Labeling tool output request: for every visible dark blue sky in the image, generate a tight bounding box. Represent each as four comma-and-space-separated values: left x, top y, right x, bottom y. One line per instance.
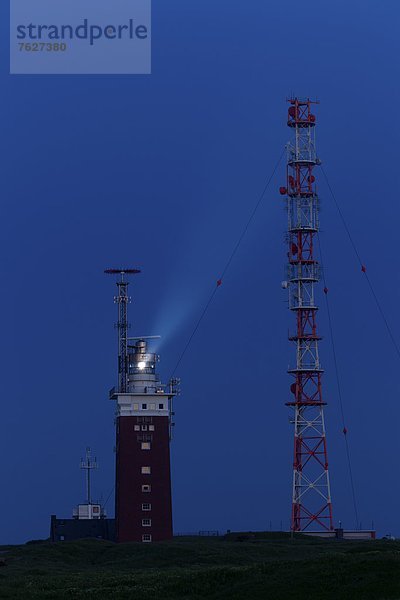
1, 0, 400, 543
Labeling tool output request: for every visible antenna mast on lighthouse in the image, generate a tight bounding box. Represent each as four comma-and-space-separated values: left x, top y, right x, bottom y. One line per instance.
105, 268, 141, 393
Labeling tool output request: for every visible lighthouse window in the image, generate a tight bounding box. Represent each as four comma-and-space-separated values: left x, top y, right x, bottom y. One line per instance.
142, 504, 151, 511
159, 403, 164, 410
141, 466, 151, 474
134, 425, 140, 431
142, 403, 147, 410
141, 442, 151, 450
142, 519, 152, 527
149, 425, 155, 431
133, 404, 139, 411
150, 403, 156, 410
141, 425, 148, 431
142, 534, 152, 542
142, 484, 151, 492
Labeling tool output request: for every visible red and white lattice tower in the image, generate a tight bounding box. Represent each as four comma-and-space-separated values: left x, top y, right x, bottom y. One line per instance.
280, 98, 334, 532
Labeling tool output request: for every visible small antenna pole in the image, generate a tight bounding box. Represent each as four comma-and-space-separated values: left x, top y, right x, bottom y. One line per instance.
80, 447, 98, 505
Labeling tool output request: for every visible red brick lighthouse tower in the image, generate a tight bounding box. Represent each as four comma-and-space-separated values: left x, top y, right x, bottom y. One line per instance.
106, 269, 179, 543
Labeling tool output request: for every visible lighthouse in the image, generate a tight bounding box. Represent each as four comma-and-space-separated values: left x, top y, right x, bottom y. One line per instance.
106, 269, 178, 543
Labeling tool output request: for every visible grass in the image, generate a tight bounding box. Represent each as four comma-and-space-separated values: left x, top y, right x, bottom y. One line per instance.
0, 533, 399, 599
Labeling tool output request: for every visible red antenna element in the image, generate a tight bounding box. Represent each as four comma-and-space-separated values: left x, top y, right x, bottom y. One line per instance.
282, 98, 334, 532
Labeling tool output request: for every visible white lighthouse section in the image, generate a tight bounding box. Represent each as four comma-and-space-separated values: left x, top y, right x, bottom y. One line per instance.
112, 339, 171, 419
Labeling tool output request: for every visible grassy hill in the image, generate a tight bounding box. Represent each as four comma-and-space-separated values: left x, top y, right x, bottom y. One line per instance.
0, 533, 399, 599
